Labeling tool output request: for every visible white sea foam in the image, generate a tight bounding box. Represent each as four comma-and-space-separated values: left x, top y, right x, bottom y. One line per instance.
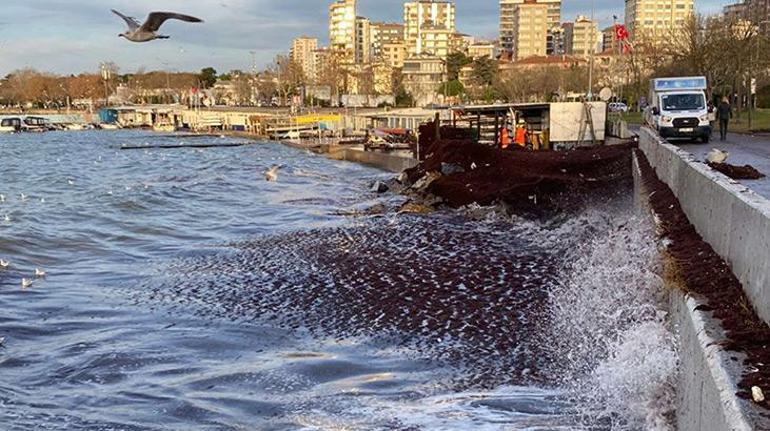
545, 207, 678, 430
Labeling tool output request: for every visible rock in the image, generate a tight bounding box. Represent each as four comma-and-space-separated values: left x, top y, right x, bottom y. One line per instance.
753, 386, 765, 403
411, 171, 441, 192
398, 201, 435, 215
441, 162, 465, 176
396, 172, 409, 184
334, 203, 388, 217
370, 180, 389, 193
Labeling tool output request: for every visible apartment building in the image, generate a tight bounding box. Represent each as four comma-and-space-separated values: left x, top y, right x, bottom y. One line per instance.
329, 0, 357, 63
547, 26, 566, 55
565, 15, 600, 56
500, 0, 561, 53
404, 0, 456, 58
511, 1, 549, 60
370, 22, 404, 59
355, 17, 371, 64
290, 37, 319, 82
624, 0, 694, 42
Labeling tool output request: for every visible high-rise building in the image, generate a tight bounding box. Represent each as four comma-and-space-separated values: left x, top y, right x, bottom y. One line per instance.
291, 37, 319, 82
403, 1, 456, 58
547, 26, 566, 55
624, 0, 694, 42
511, 1, 549, 60
602, 26, 618, 53
355, 17, 371, 64
565, 15, 600, 56
500, 0, 561, 53
329, 0, 357, 63
370, 22, 405, 60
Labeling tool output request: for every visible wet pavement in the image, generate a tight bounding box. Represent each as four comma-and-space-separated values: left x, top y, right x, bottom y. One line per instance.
678, 133, 770, 199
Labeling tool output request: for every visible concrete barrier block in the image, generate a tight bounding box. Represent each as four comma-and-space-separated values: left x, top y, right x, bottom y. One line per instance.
672, 291, 759, 431
639, 127, 770, 326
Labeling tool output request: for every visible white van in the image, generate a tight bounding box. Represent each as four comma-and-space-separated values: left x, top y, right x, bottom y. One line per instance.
645, 76, 712, 143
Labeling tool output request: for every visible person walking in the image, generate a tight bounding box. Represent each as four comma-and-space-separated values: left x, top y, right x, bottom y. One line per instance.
717, 97, 733, 141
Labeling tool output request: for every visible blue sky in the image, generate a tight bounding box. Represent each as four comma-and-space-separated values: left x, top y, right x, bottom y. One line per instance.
0, 0, 727, 76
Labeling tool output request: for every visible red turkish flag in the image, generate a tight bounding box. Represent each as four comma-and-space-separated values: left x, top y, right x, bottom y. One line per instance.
615, 25, 629, 41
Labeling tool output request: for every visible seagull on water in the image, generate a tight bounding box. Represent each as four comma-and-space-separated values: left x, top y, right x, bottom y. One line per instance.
265, 165, 283, 182
0, 260, 9, 269
112, 9, 203, 43
21, 279, 33, 289
35, 268, 46, 278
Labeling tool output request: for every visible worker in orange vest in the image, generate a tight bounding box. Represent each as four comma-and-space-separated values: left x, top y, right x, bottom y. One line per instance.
514, 118, 527, 147
499, 124, 512, 149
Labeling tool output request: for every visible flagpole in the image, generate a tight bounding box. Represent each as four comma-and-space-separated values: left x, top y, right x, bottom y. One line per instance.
588, 0, 595, 100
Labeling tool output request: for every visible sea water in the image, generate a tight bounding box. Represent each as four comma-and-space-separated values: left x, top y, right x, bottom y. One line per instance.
0, 130, 676, 430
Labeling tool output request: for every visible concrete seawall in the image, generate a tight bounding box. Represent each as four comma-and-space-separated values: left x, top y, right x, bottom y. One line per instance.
638, 127, 770, 325
326, 147, 418, 173
634, 130, 770, 430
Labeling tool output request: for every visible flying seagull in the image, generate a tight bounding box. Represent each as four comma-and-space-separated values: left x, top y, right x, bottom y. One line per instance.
112, 9, 203, 42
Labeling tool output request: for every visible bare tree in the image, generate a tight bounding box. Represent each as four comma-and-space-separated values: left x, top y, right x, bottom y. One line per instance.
268, 55, 305, 105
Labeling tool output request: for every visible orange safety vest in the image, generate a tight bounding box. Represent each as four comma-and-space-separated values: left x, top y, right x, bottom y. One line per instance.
514, 126, 527, 146
500, 127, 511, 149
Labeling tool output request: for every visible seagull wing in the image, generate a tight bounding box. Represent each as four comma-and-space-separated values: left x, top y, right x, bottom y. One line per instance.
140, 12, 203, 32
111, 9, 140, 30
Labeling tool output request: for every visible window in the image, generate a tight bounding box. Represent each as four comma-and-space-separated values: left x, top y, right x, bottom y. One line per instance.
662, 94, 705, 111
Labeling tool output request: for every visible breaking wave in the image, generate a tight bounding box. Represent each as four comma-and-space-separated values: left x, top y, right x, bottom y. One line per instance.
543, 205, 679, 430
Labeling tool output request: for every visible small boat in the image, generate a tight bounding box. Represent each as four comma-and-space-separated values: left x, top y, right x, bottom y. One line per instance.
0, 117, 22, 133
64, 123, 86, 131
99, 123, 121, 130
153, 122, 176, 133
22, 116, 54, 132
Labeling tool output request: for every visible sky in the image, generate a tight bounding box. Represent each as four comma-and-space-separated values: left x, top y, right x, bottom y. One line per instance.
0, 0, 728, 76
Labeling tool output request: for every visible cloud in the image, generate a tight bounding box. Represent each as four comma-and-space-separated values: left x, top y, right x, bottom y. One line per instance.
0, 0, 730, 76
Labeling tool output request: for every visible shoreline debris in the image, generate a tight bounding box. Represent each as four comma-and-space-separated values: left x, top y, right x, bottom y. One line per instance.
706, 148, 729, 164
400, 137, 633, 215
707, 162, 766, 180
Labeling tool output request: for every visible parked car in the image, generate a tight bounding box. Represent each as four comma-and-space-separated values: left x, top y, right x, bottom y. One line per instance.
609, 102, 629, 113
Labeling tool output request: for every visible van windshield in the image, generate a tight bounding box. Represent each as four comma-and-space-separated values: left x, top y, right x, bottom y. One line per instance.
662, 93, 705, 111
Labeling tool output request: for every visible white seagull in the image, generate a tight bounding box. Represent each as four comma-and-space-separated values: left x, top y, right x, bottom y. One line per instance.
112, 9, 203, 43
0, 259, 9, 269
265, 165, 283, 182
35, 268, 46, 278
21, 279, 33, 289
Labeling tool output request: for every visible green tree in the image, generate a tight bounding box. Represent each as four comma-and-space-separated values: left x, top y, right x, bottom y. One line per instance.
198, 67, 217, 89
395, 86, 414, 107
438, 79, 465, 97
472, 58, 498, 86
446, 52, 472, 81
